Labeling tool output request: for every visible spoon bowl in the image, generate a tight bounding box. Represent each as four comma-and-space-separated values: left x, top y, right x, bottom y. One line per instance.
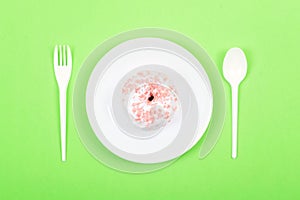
223, 48, 247, 86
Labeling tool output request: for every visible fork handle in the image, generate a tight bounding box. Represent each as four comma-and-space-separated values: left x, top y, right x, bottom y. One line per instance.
59, 88, 67, 162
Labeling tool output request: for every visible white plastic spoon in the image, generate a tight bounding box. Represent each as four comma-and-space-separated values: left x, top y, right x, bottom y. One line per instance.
223, 48, 247, 159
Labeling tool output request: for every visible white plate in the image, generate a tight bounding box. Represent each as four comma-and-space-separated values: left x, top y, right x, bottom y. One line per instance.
86, 38, 213, 163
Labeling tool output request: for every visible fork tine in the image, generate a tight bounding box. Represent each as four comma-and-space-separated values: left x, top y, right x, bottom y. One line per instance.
54, 45, 58, 66
67, 45, 72, 67
63, 45, 66, 66
59, 45, 62, 66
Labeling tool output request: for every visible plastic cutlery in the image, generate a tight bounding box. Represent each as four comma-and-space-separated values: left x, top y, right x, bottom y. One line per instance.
223, 48, 247, 159
54, 45, 72, 161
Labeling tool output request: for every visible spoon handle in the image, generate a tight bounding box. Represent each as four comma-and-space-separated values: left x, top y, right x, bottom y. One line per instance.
232, 85, 238, 159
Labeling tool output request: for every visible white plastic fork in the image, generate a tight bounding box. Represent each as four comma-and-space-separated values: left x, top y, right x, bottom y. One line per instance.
54, 45, 72, 162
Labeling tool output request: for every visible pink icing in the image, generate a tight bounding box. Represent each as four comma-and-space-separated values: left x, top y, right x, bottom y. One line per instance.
122, 71, 179, 128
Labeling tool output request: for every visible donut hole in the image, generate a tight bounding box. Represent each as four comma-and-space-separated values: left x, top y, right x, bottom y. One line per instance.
148, 94, 154, 102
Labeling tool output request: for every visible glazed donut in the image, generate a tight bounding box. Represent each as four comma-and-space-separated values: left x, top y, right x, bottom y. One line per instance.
122, 71, 179, 129
128, 83, 178, 128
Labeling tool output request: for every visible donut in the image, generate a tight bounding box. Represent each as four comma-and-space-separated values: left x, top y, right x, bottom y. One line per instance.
122, 70, 179, 129
128, 83, 178, 128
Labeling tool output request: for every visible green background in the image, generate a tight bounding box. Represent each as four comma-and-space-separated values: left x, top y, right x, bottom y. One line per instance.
1, 0, 300, 199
